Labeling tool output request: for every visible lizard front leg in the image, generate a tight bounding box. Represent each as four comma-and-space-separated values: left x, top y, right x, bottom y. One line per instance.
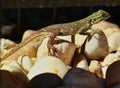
47, 34, 57, 56
71, 24, 91, 43
47, 34, 65, 58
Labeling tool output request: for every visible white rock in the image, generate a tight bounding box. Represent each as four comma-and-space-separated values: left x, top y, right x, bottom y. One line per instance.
116, 46, 120, 55
37, 37, 75, 65
27, 56, 68, 80
89, 60, 103, 77
22, 30, 37, 41
2, 60, 22, 70
0, 38, 16, 51
17, 55, 33, 73
57, 35, 72, 42
74, 34, 87, 48
101, 66, 108, 79
103, 28, 120, 38
77, 59, 88, 70
102, 53, 120, 67
83, 30, 109, 60
53, 40, 75, 65
73, 53, 89, 71
91, 21, 119, 32
101, 53, 120, 78
1, 62, 19, 71
117, 46, 120, 51
37, 37, 50, 59
3, 55, 34, 74
108, 32, 120, 52
1, 60, 26, 74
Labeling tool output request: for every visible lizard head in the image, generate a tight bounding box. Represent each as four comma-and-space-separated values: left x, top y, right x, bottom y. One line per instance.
88, 10, 110, 25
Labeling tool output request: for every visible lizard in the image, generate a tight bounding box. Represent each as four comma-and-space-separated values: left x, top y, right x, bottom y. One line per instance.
0, 32, 54, 65
37, 9, 110, 35
0, 10, 110, 65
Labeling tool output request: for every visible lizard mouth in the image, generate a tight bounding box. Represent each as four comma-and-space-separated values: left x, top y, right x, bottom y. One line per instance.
102, 11, 110, 20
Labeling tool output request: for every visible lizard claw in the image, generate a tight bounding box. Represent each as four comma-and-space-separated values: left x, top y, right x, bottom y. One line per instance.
87, 29, 101, 41
47, 34, 58, 56
47, 36, 64, 58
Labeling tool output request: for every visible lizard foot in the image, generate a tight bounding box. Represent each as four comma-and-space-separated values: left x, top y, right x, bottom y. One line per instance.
47, 36, 64, 59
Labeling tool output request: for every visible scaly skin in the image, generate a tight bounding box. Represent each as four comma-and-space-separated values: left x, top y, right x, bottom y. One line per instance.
38, 10, 110, 35
1, 32, 54, 65
0, 10, 110, 65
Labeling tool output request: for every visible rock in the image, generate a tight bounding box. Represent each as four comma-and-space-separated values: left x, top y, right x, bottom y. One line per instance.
89, 60, 103, 77
17, 55, 33, 74
37, 38, 75, 65
73, 53, 89, 71
108, 32, 120, 52
82, 30, 109, 60
27, 56, 68, 79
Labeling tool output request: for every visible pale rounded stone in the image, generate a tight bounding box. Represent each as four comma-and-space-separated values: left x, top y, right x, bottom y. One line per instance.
117, 46, 120, 51
74, 34, 87, 48
0, 49, 11, 58
1, 60, 26, 74
91, 21, 120, 38
116, 47, 120, 56
101, 53, 120, 67
57, 35, 72, 42
102, 66, 108, 79
83, 30, 109, 60
101, 53, 120, 78
103, 28, 120, 38
37, 37, 50, 60
17, 55, 33, 73
53, 40, 75, 65
37, 37, 75, 65
22, 30, 37, 41
108, 32, 120, 52
2, 55, 33, 74
27, 56, 68, 80
89, 60, 103, 77
91, 21, 119, 32
73, 53, 89, 71
0, 38, 16, 51
76, 58, 89, 71
1, 60, 22, 71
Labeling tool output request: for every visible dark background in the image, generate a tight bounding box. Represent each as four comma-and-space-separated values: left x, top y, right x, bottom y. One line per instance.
1, 6, 120, 42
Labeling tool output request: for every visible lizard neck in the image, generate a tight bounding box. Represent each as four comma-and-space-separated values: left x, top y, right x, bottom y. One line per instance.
83, 10, 110, 25
38, 10, 110, 36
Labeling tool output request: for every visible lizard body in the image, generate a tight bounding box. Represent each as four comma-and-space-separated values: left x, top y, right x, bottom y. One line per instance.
0, 10, 110, 65
1, 32, 53, 64
38, 10, 110, 35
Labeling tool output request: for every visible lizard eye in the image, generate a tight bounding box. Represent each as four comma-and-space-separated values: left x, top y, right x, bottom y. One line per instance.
88, 19, 92, 23
88, 19, 95, 24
